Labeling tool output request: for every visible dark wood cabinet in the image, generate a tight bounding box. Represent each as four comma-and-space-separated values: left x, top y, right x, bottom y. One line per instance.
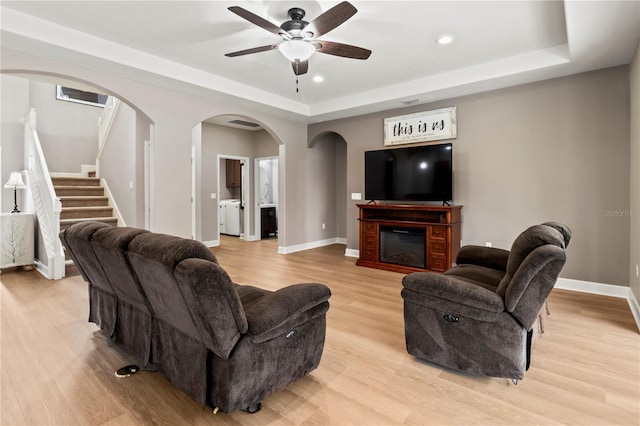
356, 204, 462, 274
226, 159, 241, 187
260, 207, 277, 238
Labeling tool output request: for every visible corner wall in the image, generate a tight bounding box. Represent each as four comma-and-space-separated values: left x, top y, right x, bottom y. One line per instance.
630, 41, 640, 303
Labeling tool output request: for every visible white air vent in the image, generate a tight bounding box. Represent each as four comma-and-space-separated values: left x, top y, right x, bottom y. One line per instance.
229, 119, 260, 128
399, 97, 424, 106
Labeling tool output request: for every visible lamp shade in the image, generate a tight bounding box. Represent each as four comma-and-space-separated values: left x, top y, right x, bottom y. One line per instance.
4, 171, 26, 189
278, 40, 316, 62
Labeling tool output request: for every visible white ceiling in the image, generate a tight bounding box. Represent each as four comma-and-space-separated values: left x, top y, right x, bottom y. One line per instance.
1, 1, 638, 123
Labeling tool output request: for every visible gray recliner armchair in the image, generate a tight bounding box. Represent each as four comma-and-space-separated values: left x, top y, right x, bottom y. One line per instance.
401, 222, 571, 381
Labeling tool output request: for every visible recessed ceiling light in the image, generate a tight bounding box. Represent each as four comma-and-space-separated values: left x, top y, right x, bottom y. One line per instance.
436, 35, 454, 45
312, 75, 324, 83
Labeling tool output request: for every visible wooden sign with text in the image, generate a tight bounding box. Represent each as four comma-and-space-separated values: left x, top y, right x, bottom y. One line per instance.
384, 107, 457, 146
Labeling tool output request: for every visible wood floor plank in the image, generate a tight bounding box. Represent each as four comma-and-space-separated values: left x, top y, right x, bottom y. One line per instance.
1, 235, 638, 425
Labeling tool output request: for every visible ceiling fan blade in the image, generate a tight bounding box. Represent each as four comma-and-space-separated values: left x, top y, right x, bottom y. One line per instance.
304, 1, 357, 38
225, 44, 279, 57
292, 60, 309, 76
314, 40, 371, 60
228, 6, 284, 37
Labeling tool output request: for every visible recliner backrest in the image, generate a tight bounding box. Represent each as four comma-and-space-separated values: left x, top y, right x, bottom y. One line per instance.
174, 258, 248, 359
60, 221, 114, 295
496, 224, 570, 329
127, 233, 217, 341
90, 226, 151, 313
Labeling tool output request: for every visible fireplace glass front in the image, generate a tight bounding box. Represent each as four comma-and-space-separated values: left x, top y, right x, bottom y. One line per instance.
379, 226, 426, 269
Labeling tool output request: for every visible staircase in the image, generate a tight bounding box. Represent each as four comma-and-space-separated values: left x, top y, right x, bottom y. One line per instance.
52, 176, 118, 230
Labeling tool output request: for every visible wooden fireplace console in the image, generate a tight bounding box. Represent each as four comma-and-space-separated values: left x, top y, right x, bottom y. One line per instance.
356, 204, 462, 274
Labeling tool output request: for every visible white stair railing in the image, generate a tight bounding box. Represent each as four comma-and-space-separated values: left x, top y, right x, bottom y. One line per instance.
96, 96, 120, 175
23, 108, 65, 279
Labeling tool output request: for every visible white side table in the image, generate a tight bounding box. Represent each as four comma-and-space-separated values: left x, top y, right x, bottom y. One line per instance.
1, 212, 35, 270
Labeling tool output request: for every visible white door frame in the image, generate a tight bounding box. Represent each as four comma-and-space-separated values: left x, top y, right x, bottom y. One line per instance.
217, 154, 252, 242
144, 123, 155, 230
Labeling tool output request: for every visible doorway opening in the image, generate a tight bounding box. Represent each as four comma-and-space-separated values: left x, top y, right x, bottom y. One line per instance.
218, 155, 250, 240
254, 156, 279, 240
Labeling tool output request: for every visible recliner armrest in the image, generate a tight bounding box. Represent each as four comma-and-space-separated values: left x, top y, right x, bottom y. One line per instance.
402, 272, 504, 322
242, 283, 331, 343
456, 245, 510, 271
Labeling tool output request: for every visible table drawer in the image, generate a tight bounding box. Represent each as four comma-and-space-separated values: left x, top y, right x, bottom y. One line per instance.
362, 249, 376, 261
429, 255, 447, 272
362, 234, 376, 248
430, 240, 447, 255
430, 226, 447, 239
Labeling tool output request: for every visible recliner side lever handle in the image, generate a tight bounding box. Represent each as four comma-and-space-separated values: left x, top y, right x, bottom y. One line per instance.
443, 313, 459, 323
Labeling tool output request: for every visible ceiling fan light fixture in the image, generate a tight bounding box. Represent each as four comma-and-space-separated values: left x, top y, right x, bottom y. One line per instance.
436, 34, 455, 45
278, 40, 316, 62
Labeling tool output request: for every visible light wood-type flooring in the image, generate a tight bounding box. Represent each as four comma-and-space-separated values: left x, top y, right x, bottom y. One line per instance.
1, 235, 639, 425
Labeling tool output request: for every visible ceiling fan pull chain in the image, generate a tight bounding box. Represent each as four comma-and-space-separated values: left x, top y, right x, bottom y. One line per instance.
296, 61, 300, 93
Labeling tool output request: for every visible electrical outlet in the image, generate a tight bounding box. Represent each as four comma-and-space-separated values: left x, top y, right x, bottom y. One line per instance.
351, 193, 362, 200
485, 242, 492, 247
636, 264, 639, 278
322, 223, 326, 229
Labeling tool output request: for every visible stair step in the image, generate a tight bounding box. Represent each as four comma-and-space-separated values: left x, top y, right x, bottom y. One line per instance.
51, 177, 100, 187
60, 217, 118, 231
54, 186, 105, 197
61, 206, 114, 220
59, 196, 109, 207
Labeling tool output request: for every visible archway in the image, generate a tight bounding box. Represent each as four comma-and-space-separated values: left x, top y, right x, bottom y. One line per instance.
192, 114, 284, 249
308, 131, 348, 246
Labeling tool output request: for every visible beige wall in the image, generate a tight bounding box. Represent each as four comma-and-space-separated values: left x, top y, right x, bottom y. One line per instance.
336, 137, 347, 240
1, 75, 29, 213
310, 66, 631, 286
28, 80, 101, 173
100, 101, 146, 227
630, 41, 640, 301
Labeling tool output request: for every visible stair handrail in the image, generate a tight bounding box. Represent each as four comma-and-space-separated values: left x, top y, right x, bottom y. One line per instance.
23, 108, 65, 280
97, 96, 120, 164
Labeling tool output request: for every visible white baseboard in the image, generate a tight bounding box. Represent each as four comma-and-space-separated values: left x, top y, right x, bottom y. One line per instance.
101, 179, 125, 227
80, 164, 96, 176
33, 258, 49, 279
628, 290, 640, 333
278, 237, 345, 254
202, 240, 219, 247
50, 165, 95, 178
555, 277, 629, 298
345, 248, 359, 258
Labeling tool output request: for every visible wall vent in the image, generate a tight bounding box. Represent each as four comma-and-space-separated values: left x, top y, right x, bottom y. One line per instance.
399, 97, 424, 106
229, 119, 260, 128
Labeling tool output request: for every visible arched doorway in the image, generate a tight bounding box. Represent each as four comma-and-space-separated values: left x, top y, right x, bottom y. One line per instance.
192, 114, 283, 249
308, 131, 348, 246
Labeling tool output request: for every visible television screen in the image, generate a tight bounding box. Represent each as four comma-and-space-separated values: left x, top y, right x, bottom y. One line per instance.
364, 143, 452, 202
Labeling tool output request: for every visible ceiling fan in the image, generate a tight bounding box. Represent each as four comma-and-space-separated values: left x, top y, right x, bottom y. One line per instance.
224, 1, 372, 76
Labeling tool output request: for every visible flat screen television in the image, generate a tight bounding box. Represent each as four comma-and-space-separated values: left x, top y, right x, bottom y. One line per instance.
364, 143, 452, 202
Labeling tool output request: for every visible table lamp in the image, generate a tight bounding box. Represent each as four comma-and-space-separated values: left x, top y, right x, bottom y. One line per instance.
4, 171, 26, 213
